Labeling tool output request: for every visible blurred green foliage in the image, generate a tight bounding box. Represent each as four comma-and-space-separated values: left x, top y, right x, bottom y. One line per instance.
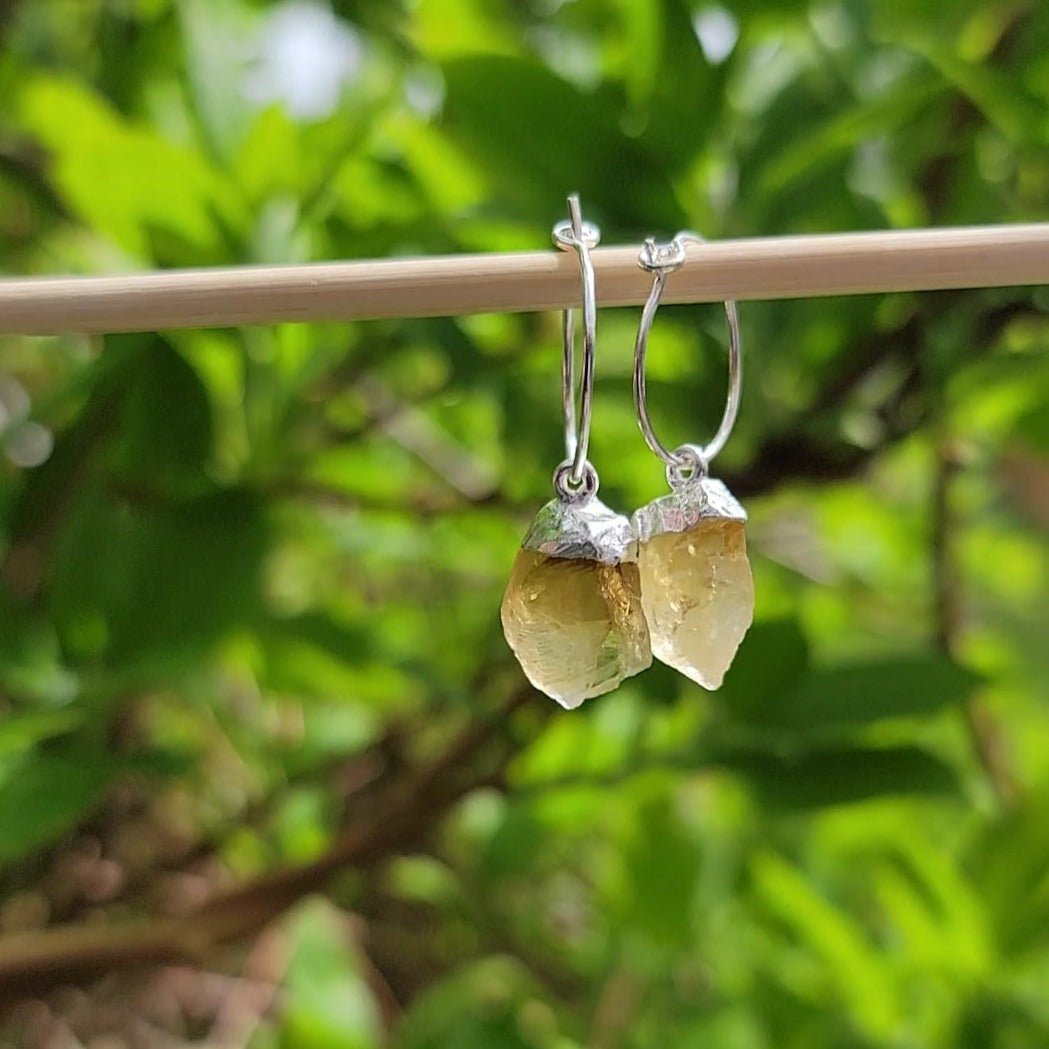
0, 0, 1048, 1046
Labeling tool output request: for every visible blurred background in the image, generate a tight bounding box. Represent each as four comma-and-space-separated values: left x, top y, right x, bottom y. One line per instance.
1, 1, 1048, 1046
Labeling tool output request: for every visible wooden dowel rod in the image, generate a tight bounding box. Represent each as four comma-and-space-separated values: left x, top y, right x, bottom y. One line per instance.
0, 223, 1046, 336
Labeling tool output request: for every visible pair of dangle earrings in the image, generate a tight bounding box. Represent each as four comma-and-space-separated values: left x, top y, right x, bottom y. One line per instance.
501, 198, 754, 709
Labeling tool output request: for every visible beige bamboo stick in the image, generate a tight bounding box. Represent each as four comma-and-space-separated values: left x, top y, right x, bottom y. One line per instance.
0, 223, 1046, 336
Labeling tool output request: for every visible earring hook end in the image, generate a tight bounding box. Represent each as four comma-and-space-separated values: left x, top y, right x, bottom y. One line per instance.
638, 233, 689, 273
567, 194, 583, 239
552, 195, 600, 251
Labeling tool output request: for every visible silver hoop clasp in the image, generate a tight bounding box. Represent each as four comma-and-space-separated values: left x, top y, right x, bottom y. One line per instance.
552, 195, 600, 490
633, 231, 741, 487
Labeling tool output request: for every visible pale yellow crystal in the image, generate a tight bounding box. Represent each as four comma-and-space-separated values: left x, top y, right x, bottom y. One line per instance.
637, 519, 754, 689
500, 550, 652, 709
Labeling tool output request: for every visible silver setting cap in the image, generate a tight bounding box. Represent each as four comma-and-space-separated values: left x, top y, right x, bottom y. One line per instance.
632, 476, 746, 543
522, 496, 636, 565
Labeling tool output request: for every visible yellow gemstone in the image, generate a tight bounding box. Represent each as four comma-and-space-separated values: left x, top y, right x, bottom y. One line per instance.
637, 518, 754, 690
500, 549, 652, 709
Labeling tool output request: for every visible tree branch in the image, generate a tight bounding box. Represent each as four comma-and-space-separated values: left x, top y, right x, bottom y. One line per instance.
724, 298, 1036, 499
0, 686, 537, 1005
932, 437, 1017, 804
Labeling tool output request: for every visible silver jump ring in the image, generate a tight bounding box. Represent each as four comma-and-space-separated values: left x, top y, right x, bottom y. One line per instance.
553, 459, 599, 504
552, 194, 600, 486
665, 442, 709, 488
633, 231, 741, 477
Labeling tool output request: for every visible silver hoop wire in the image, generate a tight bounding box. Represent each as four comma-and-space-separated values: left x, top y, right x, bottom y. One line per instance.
633, 231, 741, 482
552, 194, 600, 487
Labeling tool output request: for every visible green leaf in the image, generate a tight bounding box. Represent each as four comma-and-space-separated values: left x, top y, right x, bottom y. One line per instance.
967, 787, 1049, 959
1012, 403, 1049, 456
279, 899, 382, 1049
179, 0, 260, 161
255, 611, 416, 712
617, 794, 702, 952
956, 994, 1049, 1049
718, 745, 961, 808
0, 587, 79, 706
737, 656, 982, 735
905, 37, 1047, 145
0, 752, 119, 862
49, 486, 267, 667
632, 0, 728, 172
750, 850, 898, 1039
105, 334, 214, 490
0, 710, 83, 762
409, 0, 522, 59
440, 55, 680, 229
235, 105, 302, 204
15, 74, 228, 255
396, 957, 547, 1049
263, 611, 371, 664
719, 619, 810, 721
510, 690, 643, 786
749, 77, 945, 204
481, 802, 548, 881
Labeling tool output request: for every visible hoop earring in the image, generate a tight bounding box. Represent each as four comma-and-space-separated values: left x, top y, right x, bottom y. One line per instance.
501, 197, 651, 709
631, 233, 754, 690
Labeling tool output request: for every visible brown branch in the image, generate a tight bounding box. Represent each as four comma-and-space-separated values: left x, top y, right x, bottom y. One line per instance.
0, 685, 537, 1006
932, 438, 1017, 804
932, 440, 963, 655
590, 968, 642, 1049
724, 298, 1036, 499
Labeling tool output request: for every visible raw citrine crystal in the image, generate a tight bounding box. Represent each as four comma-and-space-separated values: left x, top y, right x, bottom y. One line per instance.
500, 495, 651, 709
501, 551, 651, 708
636, 519, 753, 689
633, 478, 753, 690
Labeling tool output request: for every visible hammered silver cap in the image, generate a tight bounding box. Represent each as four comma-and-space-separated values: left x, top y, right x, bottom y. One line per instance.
632, 476, 746, 543
522, 496, 636, 565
